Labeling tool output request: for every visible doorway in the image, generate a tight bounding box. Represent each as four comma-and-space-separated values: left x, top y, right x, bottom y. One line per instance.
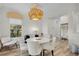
60, 23, 68, 40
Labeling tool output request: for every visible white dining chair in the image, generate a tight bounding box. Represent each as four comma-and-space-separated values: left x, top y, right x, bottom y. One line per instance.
27, 40, 42, 56
42, 37, 57, 56
17, 37, 28, 55
0, 37, 18, 50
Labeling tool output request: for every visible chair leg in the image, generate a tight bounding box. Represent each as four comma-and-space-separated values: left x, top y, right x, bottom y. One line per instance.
43, 49, 45, 56
42, 49, 46, 56
42, 49, 49, 56
15, 43, 18, 48
51, 50, 54, 56
75, 52, 78, 56
0, 49, 2, 52
6, 46, 10, 50
40, 51, 43, 56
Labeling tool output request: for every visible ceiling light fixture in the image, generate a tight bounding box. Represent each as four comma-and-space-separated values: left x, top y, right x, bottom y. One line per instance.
28, 4, 43, 21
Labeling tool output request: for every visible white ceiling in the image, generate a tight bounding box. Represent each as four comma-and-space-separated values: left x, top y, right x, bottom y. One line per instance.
0, 3, 78, 19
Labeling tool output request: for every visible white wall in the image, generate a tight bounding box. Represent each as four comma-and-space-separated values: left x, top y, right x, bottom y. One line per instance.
0, 4, 77, 39
64, 11, 79, 54
22, 17, 43, 36
47, 19, 60, 38
0, 7, 10, 37
0, 7, 17, 37
22, 16, 61, 40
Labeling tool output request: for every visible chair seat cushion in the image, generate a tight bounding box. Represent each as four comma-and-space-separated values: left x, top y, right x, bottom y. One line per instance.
3, 40, 17, 46
1, 37, 11, 44
42, 42, 54, 51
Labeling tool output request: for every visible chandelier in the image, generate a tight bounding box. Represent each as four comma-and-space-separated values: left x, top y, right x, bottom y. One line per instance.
28, 4, 43, 21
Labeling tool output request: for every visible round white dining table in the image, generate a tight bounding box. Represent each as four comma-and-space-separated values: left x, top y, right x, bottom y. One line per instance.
26, 37, 51, 44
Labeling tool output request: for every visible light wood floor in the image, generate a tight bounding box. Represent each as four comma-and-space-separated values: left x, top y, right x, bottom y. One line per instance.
0, 39, 77, 56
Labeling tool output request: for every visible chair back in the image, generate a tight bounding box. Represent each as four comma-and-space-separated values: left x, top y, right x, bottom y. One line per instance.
18, 37, 27, 50
42, 37, 57, 51
1, 37, 11, 44
43, 34, 50, 38
27, 40, 42, 55
53, 37, 57, 43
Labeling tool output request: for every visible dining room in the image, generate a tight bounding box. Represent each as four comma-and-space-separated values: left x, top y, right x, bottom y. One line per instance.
0, 3, 79, 56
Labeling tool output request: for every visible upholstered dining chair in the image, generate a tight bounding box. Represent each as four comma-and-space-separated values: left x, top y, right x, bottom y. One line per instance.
0, 37, 18, 50
27, 40, 42, 56
17, 37, 28, 55
42, 37, 57, 56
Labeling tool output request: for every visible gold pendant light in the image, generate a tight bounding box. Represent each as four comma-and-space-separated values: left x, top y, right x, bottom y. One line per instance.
28, 4, 43, 21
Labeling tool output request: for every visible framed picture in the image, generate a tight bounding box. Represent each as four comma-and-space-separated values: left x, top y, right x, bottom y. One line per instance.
10, 24, 22, 37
